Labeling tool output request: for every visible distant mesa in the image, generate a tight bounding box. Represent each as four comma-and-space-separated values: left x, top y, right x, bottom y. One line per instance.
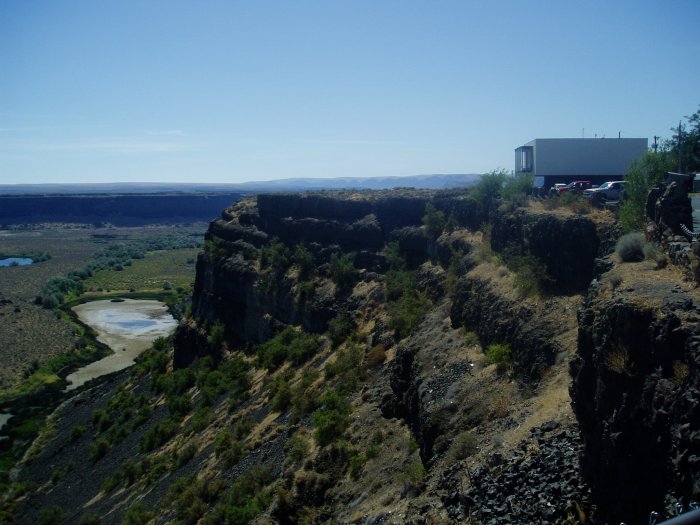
0, 174, 481, 226
0, 173, 481, 195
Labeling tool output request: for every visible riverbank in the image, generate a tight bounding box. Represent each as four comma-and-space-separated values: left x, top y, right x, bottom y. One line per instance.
66, 299, 177, 390
0, 296, 178, 489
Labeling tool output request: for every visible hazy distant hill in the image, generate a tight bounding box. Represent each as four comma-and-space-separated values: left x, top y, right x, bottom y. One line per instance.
0, 173, 481, 195
0, 193, 245, 226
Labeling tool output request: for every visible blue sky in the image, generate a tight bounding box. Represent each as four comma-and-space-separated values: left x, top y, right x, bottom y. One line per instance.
1, 0, 699, 184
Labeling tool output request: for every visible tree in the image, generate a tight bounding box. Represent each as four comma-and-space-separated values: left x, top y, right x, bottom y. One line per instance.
471, 169, 507, 216
680, 107, 700, 173
619, 150, 674, 232
501, 172, 534, 201
422, 202, 446, 239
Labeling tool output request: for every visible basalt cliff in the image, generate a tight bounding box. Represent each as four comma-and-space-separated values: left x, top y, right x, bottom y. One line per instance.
8, 189, 700, 525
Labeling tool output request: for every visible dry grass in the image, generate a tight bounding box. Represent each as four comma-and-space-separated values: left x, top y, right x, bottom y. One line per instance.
529, 199, 616, 225
604, 345, 632, 375
366, 345, 386, 367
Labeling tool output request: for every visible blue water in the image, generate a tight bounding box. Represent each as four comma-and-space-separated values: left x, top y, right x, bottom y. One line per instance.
117, 320, 157, 329
0, 258, 33, 267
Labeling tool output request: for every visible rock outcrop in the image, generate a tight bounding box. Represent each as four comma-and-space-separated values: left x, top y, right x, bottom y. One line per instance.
490, 207, 614, 292
174, 190, 478, 367
571, 265, 700, 523
450, 275, 559, 381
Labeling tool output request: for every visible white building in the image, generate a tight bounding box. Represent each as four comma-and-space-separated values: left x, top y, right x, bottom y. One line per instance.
515, 138, 648, 188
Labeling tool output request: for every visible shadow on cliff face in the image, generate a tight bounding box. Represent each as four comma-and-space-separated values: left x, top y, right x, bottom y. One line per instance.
571, 262, 700, 523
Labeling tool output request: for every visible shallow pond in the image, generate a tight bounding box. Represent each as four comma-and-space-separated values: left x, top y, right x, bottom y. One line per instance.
66, 299, 178, 390
0, 257, 33, 267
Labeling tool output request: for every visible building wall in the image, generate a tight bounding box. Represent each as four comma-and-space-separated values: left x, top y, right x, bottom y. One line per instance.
526, 138, 647, 177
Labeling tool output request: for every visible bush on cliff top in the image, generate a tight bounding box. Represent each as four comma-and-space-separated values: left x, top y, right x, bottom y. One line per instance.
615, 232, 645, 262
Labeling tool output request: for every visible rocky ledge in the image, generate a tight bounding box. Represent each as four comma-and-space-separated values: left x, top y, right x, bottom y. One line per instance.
571, 259, 700, 524
174, 190, 479, 367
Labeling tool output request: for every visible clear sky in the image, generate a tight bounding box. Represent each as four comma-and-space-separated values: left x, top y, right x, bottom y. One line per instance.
1, 0, 699, 184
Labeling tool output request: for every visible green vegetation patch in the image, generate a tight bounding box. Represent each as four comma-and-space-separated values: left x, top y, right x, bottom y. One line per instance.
39, 232, 201, 307
485, 343, 512, 374
312, 389, 352, 446
257, 327, 322, 371
84, 247, 199, 293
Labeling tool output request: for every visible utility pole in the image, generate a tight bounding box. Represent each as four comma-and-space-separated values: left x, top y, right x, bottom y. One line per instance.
653, 136, 659, 153
676, 120, 683, 173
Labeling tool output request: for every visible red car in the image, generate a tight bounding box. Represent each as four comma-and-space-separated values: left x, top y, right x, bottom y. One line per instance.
557, 181, 593, 195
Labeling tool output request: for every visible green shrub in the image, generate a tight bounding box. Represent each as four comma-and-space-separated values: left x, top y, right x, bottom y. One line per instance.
559, 191, 580, 206
422, 202, 446, 239
257, 327, 321, 370
325, 344, 366, 394
511, 255, 550, 297
215, 430, 244, 468
471, 169, 507, 215
620, 150, 674, 232
327, 311, 355, 347
383, 241, 406, 270
450, 431, 478, 460
90, 437, 110, 462
407, 437, 419, 455
388, 291, 431, 339
293, 244, 315, 279
174, 443, 198, 469
207, 320, 226, 348
485, 343, 512, 373
267, 375, 292, 412
384, 269, 416, 301
140, 417, 178, 452
92, 408, 111, 432
260, 238, 291, 275
501, 172, 534, 201
329, 252, 358, 290
616, 232, 645, 262
312, 390, 352, 446
401, 460, 425, 487
102, 470, 124, 493
187, 407, 212, 434
290, 369, 320, 421
120, 501, 153, 525
78, 512, 101, 525
500, 246, 552, 297
203, 465, 274, 525
39, 506, 67, 525
167, 394, 192, 418
348, 452, 367, 479
287, 433, 310, 462
643, 241, 668, 268
70, 425, 86, 442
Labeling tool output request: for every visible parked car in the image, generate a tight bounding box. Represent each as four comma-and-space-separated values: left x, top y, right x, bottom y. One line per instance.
557, 181, 593, 195
583, 181, 626, 201
548, 183, 567, 196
